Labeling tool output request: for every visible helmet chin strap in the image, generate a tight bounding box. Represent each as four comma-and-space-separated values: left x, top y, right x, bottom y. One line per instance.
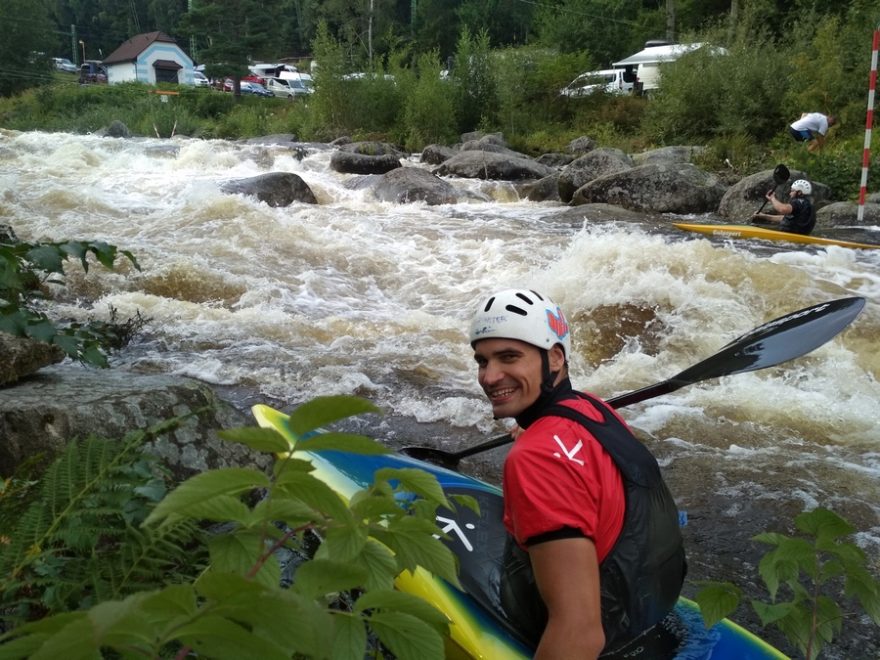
513, 350, 569, 429
540, 349, 559, 394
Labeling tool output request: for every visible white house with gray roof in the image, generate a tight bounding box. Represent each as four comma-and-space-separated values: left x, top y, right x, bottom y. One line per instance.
102, 31, 195, 85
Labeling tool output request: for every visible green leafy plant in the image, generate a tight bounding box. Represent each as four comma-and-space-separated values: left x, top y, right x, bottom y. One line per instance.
0, 417, 206, 625
695, 508, 880, 659
0, 396, 470, 659
0, 237, 141, 367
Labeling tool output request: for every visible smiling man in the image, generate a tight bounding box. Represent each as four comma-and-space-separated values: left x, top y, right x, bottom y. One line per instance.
470, 289, 686, 659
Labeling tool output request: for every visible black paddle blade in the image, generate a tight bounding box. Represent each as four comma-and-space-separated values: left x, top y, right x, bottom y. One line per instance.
773, 163, 790, 184
608, 297, 865, 408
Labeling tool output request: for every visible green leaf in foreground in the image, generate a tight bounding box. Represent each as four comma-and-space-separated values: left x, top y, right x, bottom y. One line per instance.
368, 610, 445, 660
693, 581, 741, 628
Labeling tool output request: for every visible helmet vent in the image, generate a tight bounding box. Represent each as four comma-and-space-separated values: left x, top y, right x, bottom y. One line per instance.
505, 304, 528, 316
482, 296, 496, 312
515, 292, 536, 305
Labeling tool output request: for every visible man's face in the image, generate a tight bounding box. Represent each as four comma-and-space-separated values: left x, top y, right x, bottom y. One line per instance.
473, 338, 545, 419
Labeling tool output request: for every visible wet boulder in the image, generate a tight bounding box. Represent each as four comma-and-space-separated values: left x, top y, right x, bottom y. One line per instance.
631, 146, 705, 166
571, 162, 726, 214
0, 334, 65, 387
0, 365, 267, 481
559, 148, 634, 203
221, 172, 317, 206
815, 202, 880, 229
330, 142, 404, 175
373, 167, 460, 205
433, 150, 554, 181
420, 144, 458, 165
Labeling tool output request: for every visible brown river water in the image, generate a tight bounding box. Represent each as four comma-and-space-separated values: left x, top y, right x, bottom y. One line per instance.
2, 129, 879, 657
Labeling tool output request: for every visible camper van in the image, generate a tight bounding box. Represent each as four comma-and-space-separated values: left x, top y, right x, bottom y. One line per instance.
612, 42, 727, 95
560, 68, 634, 98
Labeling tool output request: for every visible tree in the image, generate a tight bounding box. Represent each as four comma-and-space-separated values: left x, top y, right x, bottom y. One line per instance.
0, 0, 55, 97
179, 0, 283, 94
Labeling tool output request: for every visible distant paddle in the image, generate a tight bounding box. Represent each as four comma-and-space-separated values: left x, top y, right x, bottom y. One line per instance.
400, 297, 866, 469
753, 163, 791, 217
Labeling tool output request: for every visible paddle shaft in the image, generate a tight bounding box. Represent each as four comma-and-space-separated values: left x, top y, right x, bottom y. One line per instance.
754, 164, 790, 216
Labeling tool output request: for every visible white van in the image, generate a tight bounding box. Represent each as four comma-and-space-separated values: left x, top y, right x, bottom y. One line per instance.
265, 73, 314, 99
560, 69, 633, 98
612, 42, 727, 95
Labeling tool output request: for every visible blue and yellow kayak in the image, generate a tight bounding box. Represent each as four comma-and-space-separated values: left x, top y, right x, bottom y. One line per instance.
674, 222, 880, 250
253, 403, 788, 660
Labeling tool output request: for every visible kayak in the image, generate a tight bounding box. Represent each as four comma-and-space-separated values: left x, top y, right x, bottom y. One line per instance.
252, 403, 788, 660
673, 222, 880, 250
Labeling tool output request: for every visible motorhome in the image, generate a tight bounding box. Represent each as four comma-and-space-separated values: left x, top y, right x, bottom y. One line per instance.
247, 62, 298, 80
612, 42, 727, 95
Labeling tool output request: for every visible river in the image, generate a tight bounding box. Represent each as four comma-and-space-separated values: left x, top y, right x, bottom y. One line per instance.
3, 129, 879, 657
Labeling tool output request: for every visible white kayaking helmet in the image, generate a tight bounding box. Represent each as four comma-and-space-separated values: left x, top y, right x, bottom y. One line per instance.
790, 179, 812, 195
469, 289, 571, 360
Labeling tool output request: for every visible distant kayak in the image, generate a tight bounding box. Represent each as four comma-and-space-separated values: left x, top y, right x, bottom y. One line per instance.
673, 222, 880, 250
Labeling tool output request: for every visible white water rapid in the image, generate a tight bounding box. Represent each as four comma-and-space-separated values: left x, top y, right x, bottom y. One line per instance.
2, 129, 879, 656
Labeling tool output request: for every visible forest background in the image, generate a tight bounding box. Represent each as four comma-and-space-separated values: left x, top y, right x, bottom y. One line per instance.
1, 0, 879, 201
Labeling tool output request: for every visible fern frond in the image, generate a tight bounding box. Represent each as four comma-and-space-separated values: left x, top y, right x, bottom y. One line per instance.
0, 421, 205, 624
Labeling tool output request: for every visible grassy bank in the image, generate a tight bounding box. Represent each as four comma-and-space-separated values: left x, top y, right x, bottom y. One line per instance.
0, 67, 869, 203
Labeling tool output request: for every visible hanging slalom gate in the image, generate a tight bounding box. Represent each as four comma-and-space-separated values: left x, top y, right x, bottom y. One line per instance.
857, 25, 879, 222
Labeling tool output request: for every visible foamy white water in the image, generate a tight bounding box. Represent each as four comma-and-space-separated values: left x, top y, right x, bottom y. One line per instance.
3, 130, 880, 565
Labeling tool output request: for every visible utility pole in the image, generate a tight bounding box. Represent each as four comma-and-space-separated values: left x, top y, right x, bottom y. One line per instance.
368, 0, 374, 65
71, 24, 79, 65
188, 0, 196, 62
666, 0, 676, 42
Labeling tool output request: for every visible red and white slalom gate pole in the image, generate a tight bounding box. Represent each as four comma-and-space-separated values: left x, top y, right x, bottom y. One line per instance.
857, 26, 879, 222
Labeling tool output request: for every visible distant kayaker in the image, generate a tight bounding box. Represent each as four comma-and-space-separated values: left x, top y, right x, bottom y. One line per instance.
788, 112, 836, 152
752, 179, 816, 235
469, 289, 686, 659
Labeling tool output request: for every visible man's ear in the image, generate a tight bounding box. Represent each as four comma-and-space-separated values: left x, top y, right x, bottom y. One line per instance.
548, 344, 566, 372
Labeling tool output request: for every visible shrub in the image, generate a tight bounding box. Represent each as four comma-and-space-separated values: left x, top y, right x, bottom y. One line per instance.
0, 238, 141, 367
402, 50, 458, 150
695, 508, 880, 660
0, 396, 467, 660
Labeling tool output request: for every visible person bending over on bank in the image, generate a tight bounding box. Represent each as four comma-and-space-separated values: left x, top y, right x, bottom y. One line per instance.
469, 289, 686, 659
752, 179, 815, 235
788, 112, 836, 153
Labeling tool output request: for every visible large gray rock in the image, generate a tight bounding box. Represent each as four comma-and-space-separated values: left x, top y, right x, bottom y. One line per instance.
631, 146, 705, 166
330, 150, 402, 175
221, 172, 317, 207
559, 148, 633, 203
815, 202, 880, 229
0, 365, 268, 480
567, 136, 597, 154
0, 334, 65, 387
1, 223, 18, 243
433, 150, 554, 181
373, 167, 460, 205
420, 144, 458, 165
524, 174, 562, 202
571, 162, 726, 214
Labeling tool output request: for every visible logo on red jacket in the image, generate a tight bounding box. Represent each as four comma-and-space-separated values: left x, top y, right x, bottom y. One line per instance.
546, 306, 569, 342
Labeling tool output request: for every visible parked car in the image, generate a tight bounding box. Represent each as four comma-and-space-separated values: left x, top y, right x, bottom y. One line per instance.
193, 70, 210, 87
265, 74, 313, 99
240, 81, 273, 97
560, 69, 633, 98
52, 57, 77, 73
79, 60, 107, 84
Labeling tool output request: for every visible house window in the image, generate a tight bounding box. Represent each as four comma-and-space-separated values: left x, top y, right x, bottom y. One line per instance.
153, 59, 182, 84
